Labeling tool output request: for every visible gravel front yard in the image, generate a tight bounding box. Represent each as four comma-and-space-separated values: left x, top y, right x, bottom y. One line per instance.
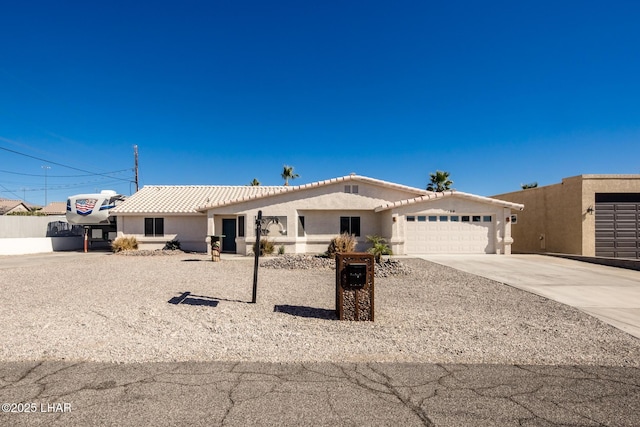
1, 252, 639, 366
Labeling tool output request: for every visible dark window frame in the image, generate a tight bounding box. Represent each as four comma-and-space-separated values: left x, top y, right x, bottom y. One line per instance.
339, 216, 361, 236
238, 216, 245, 237
144, 217, 164, 237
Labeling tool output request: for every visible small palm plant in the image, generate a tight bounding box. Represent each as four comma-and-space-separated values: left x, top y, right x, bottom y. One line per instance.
366, 235, 392, 263
250, 178, 261, 186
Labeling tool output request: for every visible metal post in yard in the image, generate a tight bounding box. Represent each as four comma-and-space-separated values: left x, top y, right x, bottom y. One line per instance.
252, 210, 262, 304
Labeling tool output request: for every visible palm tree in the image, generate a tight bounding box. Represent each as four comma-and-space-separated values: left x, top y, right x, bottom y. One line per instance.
426, 170, 453, 192
281, 165, 299, 186
250, 178, 261, 186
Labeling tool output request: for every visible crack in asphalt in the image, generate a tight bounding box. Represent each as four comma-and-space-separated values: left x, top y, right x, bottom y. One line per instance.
1, 361, 639, 426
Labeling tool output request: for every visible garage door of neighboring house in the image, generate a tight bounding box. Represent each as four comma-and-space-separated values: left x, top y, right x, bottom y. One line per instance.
405, 214, 494, 254
595, 193, 640, 259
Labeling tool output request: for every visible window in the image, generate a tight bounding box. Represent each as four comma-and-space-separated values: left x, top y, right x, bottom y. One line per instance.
407, 216, 415, 222
439, 216, 448, 222
461, 216, 470, 222
144, 218, 164, 237
451, 216, 459, 222
344, 185, 360, 194
472, 216, 481, 222
340, 216, 360, 236
418, 216, 427, 222
427, 216, 436, 222
298, 216, 305, 237
238, 216, 245, 237
483, 216, 492, 222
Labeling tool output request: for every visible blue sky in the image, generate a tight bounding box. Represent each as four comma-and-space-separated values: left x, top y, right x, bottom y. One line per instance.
1, 1, 639, 205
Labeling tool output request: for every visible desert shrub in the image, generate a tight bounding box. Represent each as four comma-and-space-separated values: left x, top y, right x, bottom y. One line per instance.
278, 245, 285, 255
366, 235, 392, 263
253, 238, 275, 256
164, 239, 181, 251
326, 233, 357, 259
112, 236, 139, 252
7, 210, 45, 216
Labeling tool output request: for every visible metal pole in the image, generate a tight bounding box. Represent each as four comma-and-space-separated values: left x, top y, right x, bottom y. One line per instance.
251, 210, 262, 304
133, 145, 139, 192
41, 165, 50, 205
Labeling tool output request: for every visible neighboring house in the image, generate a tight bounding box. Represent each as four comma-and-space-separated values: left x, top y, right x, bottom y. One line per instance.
493, 174, 640, 259
41, 201, 67, 215
0, 199, 30, 215
111, 174, 524, 255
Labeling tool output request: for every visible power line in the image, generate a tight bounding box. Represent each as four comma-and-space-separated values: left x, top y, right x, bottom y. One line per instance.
1, 177, 134, 193
0, 167, 132, 178
0, 146, 132, 183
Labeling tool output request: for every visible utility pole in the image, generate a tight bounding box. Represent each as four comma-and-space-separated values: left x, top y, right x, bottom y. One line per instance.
41, 165, 50, 206
133, 145, 139, 192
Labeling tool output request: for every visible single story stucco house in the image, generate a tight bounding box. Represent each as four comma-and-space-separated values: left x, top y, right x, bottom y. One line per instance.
111, 174, 524, 255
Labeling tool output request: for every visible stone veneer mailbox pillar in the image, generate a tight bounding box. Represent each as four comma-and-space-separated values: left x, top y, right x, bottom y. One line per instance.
335, 253, 375, 321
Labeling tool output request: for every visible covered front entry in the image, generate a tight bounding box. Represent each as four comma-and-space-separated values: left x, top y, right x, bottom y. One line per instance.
405, 214, 495, 254
222, 218, 237, 253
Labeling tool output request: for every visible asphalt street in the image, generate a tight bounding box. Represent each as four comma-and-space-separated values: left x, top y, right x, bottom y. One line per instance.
1, 361, 639, 426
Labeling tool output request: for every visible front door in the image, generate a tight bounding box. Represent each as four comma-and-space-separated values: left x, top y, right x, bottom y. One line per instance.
222, 218, 237, 253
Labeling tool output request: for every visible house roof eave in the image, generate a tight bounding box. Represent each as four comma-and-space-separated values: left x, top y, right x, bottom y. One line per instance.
374, 190, 525, 212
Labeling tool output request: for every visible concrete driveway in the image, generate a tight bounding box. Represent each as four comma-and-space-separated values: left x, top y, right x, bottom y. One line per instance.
417, 254, 640, 340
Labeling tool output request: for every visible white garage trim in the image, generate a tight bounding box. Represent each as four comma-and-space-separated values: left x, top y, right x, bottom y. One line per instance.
405, 214, 495, 254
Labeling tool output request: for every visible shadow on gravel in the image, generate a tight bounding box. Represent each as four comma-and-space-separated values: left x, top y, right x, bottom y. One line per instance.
274, 305, 337, 320
168, 292, 219, 307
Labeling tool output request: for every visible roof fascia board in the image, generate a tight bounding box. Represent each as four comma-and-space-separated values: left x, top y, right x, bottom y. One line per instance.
374, 191, 525, 212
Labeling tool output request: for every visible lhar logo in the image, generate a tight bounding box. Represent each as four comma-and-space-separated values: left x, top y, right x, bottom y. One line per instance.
76, 199, 98, 216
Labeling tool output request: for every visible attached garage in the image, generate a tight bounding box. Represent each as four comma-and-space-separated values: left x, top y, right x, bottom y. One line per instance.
595, 193, 640, 259
405, 214, 495, 253
376, 191, 524, 255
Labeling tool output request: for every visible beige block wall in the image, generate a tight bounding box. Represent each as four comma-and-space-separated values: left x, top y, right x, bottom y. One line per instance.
493, 177, 583, 254
494, 175, 640, 256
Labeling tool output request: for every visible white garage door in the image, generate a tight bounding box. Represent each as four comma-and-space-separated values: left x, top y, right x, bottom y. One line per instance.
405, 214, 494, 254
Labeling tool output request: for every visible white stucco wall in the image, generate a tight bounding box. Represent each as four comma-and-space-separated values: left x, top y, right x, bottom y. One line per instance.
205, 181, 413, 255
385, 196, 514, 254
117, 214, 208, 252
0, 237, 83, 255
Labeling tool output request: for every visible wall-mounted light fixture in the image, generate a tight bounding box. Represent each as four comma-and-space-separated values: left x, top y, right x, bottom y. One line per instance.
586, 205, 594, 215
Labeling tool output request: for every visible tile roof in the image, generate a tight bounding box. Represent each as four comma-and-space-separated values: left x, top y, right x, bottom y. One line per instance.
40, 201, 68, 215
111, 175, 429, 214
374, 190, 525, 212
0, 199, 29, 215
111, 185, 284, 214
196, 175, 428, 211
